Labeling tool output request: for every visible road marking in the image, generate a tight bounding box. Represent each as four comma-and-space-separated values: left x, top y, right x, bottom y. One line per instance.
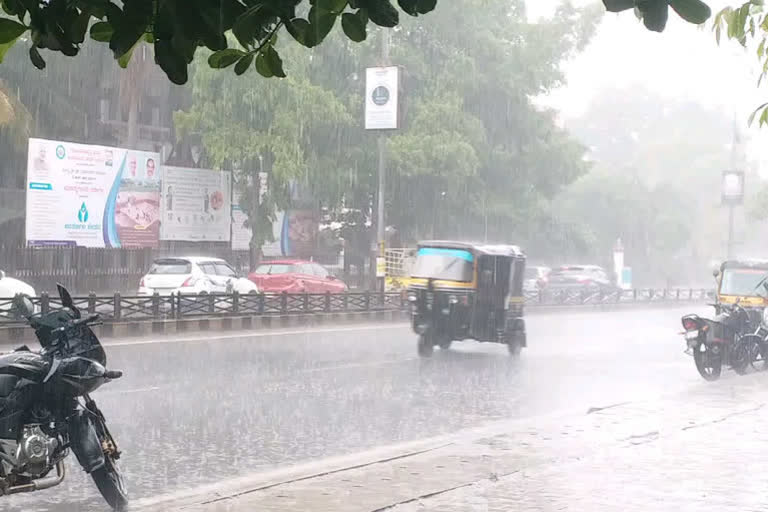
105, 323, 409, 348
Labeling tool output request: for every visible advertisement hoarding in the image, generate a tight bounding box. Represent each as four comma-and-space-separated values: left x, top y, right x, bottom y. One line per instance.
160, 166, 232, 242
25, 138, 161, 248
365, 66, 399, 130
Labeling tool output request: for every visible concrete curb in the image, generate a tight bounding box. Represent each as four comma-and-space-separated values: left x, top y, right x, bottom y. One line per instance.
0, 310, 411, 344
0, 301, 704, 344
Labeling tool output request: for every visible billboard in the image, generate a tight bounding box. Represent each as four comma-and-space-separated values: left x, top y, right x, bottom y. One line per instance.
25, 138, 161, 248
160, 166, 232, 242
365, 66, 399, 130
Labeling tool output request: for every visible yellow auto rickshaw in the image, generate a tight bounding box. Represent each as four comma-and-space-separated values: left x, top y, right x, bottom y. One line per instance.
714, 259, 768, 311
407, 241, 526, 357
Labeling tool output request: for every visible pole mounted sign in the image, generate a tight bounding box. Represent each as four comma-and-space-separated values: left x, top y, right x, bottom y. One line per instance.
365, 66, 399, 130
721, 170, 745, 206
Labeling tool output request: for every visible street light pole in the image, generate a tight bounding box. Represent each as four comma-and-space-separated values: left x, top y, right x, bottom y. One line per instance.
373, 29, 390, 292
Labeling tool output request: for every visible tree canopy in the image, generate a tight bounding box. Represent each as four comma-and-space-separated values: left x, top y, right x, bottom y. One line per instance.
0, 0, 438, 84
602, 0, 712, 32
177, 0, 601, 259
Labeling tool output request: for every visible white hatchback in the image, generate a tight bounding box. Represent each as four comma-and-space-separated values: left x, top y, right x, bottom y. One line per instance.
138, 257, 259, 296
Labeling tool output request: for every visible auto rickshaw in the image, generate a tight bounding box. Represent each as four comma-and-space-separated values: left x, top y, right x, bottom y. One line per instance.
407, 241, 527, 357
714, 259, 768, 310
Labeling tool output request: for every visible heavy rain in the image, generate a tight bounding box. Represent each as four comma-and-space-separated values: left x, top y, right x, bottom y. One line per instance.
0, 0, 767, 511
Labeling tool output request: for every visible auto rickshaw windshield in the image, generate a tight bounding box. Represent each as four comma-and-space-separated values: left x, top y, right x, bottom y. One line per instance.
720, 267, 768, 297
411, 248, 474, 282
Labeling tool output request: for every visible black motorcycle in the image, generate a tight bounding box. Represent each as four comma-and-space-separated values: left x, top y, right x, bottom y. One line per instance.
0, 284, 127, 510
681, 301, 762, 381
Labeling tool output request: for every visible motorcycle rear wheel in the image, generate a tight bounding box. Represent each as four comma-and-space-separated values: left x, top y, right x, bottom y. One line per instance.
693, 345, 722, 381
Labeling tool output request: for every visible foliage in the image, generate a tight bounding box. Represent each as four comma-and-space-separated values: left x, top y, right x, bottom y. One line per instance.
176, 0, 601, 262
712, 0, 768, 126
0, 0, 437, 84
602, 0, 711, 32
562, 87, 737, 285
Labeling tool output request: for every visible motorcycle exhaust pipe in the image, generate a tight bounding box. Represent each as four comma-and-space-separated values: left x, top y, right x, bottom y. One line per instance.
3, 461, 66, 495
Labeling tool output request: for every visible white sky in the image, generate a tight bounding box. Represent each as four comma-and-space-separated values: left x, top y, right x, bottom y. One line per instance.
527, 0, 768, 170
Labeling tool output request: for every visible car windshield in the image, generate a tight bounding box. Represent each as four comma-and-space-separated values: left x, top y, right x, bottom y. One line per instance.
411, 248, 474, 282
149, 260, 191, 274
720, 268, 768, 297
254, 264, 299, 275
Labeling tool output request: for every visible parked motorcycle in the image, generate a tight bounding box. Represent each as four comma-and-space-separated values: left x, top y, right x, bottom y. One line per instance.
0, 284, 127, 510
680, 300, 762, 381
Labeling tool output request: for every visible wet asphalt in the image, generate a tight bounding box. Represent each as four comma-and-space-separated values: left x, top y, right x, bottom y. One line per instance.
5, 306, 711, 512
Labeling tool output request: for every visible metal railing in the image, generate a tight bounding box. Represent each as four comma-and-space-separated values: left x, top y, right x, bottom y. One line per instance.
0, 288, 713, 326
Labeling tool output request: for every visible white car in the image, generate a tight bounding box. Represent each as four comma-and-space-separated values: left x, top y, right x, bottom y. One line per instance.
0, 270, 37, 315
138, 257, 259, 296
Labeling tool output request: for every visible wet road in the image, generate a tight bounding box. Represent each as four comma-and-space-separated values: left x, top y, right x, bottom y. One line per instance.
6, 306, 709, 512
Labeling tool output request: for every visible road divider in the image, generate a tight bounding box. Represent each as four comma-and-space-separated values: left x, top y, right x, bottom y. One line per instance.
0, 288, 710, 343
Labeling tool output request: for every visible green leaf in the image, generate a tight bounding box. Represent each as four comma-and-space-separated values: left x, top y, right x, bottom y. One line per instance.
415, 0, 437, 13
341, 11, 367, 42
1, 0, 23, 16
748, 102, 768, 126
264, 45, 285, 78
208, 48, 246, 69
117, 42, 135, 68
232, 4, 266, 49
603, 0, 635, 12
70, 10, 91, 44
0, 35, 18, 63
254, 51, 273, 77
90, 21, 114, 42
28, 45, 45, 69
361, 0, 398, 27
0, 17, 26, 44
308, 6, 337, 46
234, 52, 254, 75
317, 0, 348, 13
286, 18, 310, 46
155, 39, 188, 85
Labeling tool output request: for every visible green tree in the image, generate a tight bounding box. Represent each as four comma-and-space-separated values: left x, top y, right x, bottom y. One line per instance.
0, 0, 438, 84
175, 39, 354, 266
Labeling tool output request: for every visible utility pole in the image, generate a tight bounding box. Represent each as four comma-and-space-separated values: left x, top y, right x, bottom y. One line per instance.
371, 29, 390, 292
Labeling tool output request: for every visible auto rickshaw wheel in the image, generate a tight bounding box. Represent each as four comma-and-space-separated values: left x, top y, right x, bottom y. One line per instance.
417, 334, 434, 358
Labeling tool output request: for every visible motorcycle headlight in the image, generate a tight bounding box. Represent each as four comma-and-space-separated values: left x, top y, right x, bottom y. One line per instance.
448, 295, 459, 304
407, 293, 418, 302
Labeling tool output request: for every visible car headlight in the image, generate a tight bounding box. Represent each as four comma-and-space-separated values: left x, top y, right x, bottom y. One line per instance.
407, 293, 418, 302
448, 295, 459, 304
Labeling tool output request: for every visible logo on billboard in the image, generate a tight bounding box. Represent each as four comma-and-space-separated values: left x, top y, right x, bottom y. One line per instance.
55, 145, 66, 159
77, 202, 89, 223
371, 86, 390, 106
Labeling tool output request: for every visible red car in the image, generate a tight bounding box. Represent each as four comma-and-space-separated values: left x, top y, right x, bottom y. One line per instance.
247, 260, 348, 293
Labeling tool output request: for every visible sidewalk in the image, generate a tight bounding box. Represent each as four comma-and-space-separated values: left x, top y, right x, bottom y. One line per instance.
136, 373, 768, 512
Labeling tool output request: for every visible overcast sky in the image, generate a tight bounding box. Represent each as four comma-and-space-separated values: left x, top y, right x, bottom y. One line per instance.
527, 0, 768, 169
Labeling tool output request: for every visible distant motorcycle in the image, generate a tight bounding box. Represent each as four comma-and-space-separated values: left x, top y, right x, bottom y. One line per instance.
0, 285, 127, 510
681, 301, 762, 381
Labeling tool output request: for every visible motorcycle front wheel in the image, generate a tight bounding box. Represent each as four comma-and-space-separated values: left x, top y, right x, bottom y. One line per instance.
91, 456, 128, 511
693, 345, 722, 381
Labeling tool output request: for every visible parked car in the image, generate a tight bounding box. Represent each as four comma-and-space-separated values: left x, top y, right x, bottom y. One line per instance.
523, 265, 551, 293
546, 265, 616, 293
138, 257, 259, 296
248, 260, 347, 293
0, 270, 38, 316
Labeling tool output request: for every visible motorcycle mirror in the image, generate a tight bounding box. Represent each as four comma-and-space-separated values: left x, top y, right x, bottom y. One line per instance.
56, 283, 80, 318
13, 294, 33, 318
